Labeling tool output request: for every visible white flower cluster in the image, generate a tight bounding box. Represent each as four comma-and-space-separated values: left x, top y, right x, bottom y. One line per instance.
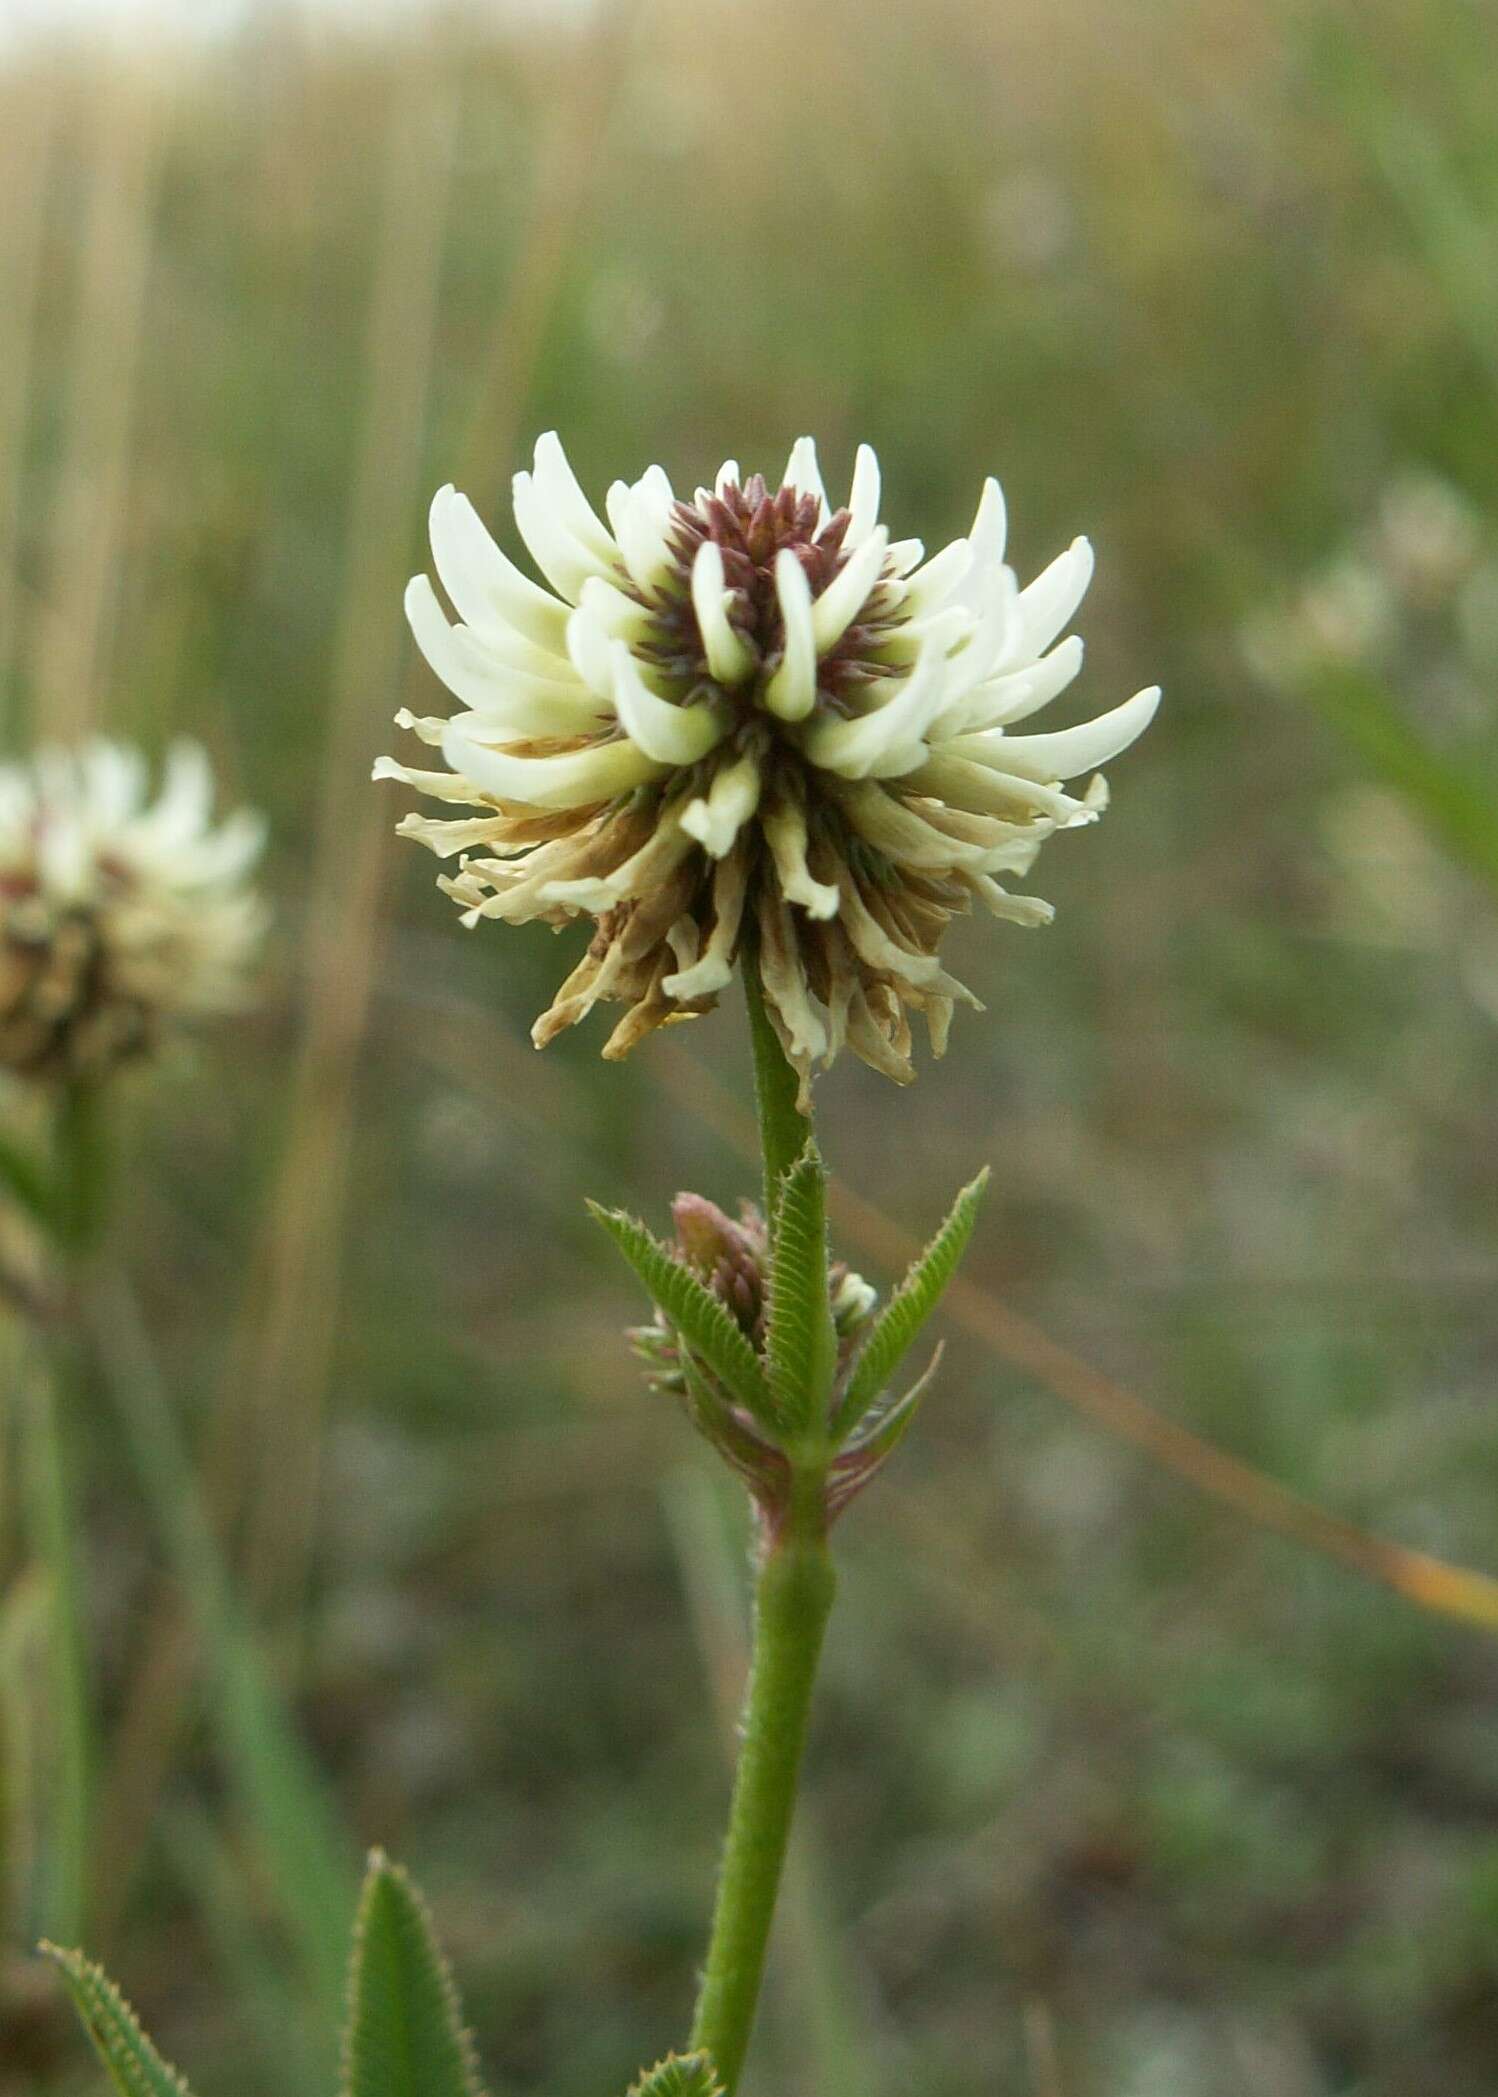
0, 740, 267, 1080
379, 434, 1159, 1096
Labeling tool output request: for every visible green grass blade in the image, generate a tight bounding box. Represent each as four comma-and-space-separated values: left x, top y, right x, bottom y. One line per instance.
589, 1204, 777, 1426
162, 1804, 329, 2093
0, 1567, 49, 1938
91, 1279, 354, 2022
40, 1944, 195, 2097
0, 1128, 54, 1231
836, 1169, 988, 1431
342, 1851, 485, 2097
764, 1143, 836, 1435
1303, 666, 1498, 900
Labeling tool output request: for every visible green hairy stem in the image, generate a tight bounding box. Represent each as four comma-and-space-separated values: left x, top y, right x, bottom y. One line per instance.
688, 1512, 836, 2089
742, 945, 811, 1219
689, 964, 836, 2091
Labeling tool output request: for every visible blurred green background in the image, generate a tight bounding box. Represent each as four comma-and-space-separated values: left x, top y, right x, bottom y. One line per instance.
4, 0, 1498, 2091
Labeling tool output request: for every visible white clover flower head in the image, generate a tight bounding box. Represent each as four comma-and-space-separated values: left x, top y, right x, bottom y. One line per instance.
0, 739, 267, 1081
377, 433, 1159, 1101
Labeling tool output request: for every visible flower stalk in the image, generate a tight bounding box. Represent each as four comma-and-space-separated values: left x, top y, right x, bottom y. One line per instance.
688, 1500, 835, 2090
742, 941, 811, 1219
684, 962, 833, 2090
20, 1077, 112, 1943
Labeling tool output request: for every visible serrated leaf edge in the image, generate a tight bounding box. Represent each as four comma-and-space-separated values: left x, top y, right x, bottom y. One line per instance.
835, 1167, 989, 1433
763, 1143, 836, 1431
40, 1943, 195, 2097
341, 1848, 486, 2097
590, 1203, 778, 1426
626, 2051, 724, 2097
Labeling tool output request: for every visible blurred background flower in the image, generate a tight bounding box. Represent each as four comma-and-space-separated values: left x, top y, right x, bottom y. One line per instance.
0, 739, 264, 1080
2, 2, 1498, 2094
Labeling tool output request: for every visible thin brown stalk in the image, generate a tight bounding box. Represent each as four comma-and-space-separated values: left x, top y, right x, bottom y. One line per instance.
1023, 1999, 1066, 2097
243, 7, 645, 1626
95, 7, 646, 1915
0, 70, 56, 724
29, 42, 166, 744
366, 975, 1498, 1638
236, 76, 458, 1620
654, 1040, 1498, 1635
88, 1604, 195, 1951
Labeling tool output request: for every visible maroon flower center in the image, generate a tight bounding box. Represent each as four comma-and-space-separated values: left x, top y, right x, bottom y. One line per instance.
637, 474, 903, 716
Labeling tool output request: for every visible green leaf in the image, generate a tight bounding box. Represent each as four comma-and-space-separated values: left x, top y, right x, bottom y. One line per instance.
626, 2054, 723, 2097
764, 1143, 836, 1434
589, 1204, 777, 1427
827, 1348, 946, 1522
343, 1851, 484, 2097
40, 1944, 195, 2097
835, 1168, 989, 1434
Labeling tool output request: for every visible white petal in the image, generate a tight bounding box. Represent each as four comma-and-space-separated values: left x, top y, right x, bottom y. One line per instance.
512, 470, 614, 605
886, 537, 925, 576
542, 812, 695, 911
763, 797, 839, 918
783, 435, 827, 520
969, 875, 1055, 927
845, 443, 881, 546
605, 465, 677, 593
531, 430, 617, 564
877, 604, 977, 667
395, 811, 509, 857
714, 458, 741, 496
663, 849, 749, 999
565, 600, 624, 702
575, 573, 654, 641
680, 750, 762, 857
203, 809, 267, 882
392, 709, 447, 747
908, 751, 1095, 824
428, 486, 569, 649
441, 725, 665, 809
901, 535, 971, 616
963, 634, 1085, 730
406, 577, 605, 736
691, 540, 755, 685
926, 579, 1023, 735
837, 776, 1057, 867
373, 754, 489, 806
801, 643, 947, 780
811, 525, 889, 654
967, 477, 1007, 573
86, 741, 150, 826
764, 550, 818, 721
1009, 536, 1094, 663
610, 643, 726, 765
959, 684, 1160, 782
140, 741, 213, 845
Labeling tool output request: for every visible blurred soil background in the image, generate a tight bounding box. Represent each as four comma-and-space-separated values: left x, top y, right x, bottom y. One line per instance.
3, 1, 1498, 2092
